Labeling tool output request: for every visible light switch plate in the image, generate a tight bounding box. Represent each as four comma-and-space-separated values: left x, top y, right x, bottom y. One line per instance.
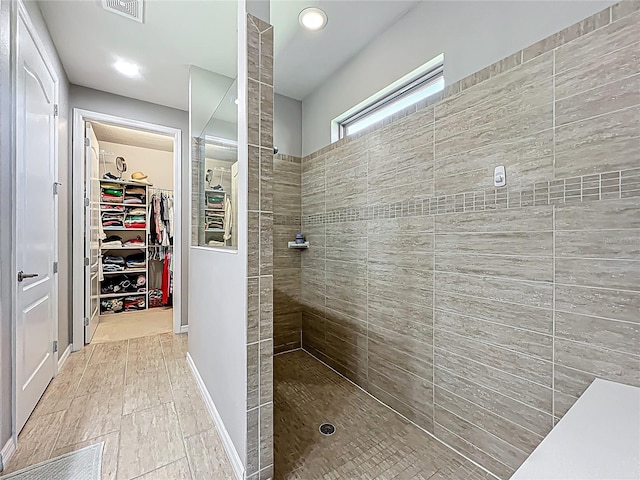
494, 165, 506, 187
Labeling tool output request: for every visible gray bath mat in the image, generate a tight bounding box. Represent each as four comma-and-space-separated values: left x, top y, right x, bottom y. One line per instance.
2, 442, 103, 480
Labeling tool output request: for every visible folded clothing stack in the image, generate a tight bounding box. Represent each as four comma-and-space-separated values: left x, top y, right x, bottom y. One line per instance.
102, 212, 124, 228
124, 215, 146, 229
206, 192, 224, 209
125, 252, 146, 269
205, 213, 224, 230
102, 235, 123, 248
102, 204, 126, 213
123, 235, 145, 247
101, 184, 124, 203
124, 186, 146, 205
103, 254, 125, 272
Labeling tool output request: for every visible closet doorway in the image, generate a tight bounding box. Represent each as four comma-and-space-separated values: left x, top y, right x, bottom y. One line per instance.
72, 110, 182, 348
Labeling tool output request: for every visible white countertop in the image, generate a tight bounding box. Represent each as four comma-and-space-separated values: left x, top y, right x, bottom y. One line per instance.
511, 379, 640, 480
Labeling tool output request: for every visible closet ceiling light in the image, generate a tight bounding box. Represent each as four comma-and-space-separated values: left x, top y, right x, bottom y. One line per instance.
299, 7, 327, 31
114, 60, 140, 77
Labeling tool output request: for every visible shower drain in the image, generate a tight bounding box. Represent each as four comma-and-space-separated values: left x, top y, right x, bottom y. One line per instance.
319, 423, 336, 436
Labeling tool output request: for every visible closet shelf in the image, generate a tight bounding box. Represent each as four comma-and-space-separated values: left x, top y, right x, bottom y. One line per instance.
204, 208, 224, 212
103, 227, 147, 231
205, 229, 225, 233
100, 178, 149, 187
205, 189, 227, 194
100, 246, 146, 250
100, 202, 146, 207
102, 269, 147, 275
100, 291, 147, 299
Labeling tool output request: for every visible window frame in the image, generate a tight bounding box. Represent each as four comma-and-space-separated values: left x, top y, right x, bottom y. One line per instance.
333, 54, 444, 140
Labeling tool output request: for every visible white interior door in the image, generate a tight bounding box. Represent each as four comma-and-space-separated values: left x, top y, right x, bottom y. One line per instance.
85, 123, 101, 343
15, 10, 58, 433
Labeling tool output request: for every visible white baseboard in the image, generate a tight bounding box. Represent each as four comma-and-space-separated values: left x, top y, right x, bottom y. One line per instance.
57, 343, 72, 371
0, 437, 16, 472
186, 353, 243, 479
179, 325, 189, 334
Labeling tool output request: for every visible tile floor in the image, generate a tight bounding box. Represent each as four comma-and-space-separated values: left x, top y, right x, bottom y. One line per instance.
1, 333, 234, 480
274, 350, 496, 480
92, 308, 174, 343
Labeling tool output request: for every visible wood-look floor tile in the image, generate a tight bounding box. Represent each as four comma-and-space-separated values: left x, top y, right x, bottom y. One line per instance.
123, 369, 173, 415
184, 429, 235, 480
172, 387, 213, 437
127, 336, 165, 378
134, 457, 191, 480
117, 402, 185, 480
75, 360, 126, 397
50, 431, 120, 480
1, 411, 66, 474
165, 359, 193, 391
55, 388, 123, 450
32, 346, 95, 417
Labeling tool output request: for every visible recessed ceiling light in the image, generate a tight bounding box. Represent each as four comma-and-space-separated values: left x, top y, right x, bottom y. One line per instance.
114, 60, 140, 77
299, 7, 327, 31
234, 98, 239, 105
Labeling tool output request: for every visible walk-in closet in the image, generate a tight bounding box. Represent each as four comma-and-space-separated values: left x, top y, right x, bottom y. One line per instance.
85, 121, 178, 343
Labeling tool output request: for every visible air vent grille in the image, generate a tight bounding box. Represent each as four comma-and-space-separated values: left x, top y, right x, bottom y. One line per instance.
101, 0, 144, 23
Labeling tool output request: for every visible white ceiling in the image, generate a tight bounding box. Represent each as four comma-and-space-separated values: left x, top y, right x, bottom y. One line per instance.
271, 1, 419, 100
92, 122, 174, 152
39, 0, 419, 110
38, 0, 237, 111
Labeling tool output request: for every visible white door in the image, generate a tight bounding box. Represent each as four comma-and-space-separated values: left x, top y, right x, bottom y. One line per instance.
15, 10, 58, 433
85, 123, 101, 343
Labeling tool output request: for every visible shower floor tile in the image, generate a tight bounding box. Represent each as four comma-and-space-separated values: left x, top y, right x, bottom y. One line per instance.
274, 350, 495, 480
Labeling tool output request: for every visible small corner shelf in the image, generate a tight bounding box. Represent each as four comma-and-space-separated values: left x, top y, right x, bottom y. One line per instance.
288, 241, 310, 249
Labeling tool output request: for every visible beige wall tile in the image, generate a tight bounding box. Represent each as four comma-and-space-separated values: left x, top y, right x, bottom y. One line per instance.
435, 290, 552, 334
556, 74, 640, 126
556, 257, 640, 291
433, 423, 515, 479
555, 338, 640, 386
435, 386, 542, 454
556, 284, 640, 323
555, 311, 639, 356
555, 105, 640, 177
434, 309, 552, 360
435, 350, 552, 413
434, 367, 552, 437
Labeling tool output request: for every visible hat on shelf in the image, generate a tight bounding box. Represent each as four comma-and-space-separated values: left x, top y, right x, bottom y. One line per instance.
130, 171, 153, 186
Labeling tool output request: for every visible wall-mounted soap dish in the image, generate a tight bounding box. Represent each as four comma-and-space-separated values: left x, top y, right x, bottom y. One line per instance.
288, 241, 309, 249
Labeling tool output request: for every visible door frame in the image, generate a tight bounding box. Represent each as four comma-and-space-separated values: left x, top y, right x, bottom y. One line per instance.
71, 109, 183, 351
11, 0, 60, 441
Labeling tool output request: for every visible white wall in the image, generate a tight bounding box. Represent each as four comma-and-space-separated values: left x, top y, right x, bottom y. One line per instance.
302, 0, 616, 155
70, 85, 190, 327
187, 2, 249, 470
274, 93, 302, 157
98, 142, 174, 191
0, 0, 70, 448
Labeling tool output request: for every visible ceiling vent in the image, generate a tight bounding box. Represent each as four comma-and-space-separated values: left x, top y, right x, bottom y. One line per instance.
101, 0, 144, 23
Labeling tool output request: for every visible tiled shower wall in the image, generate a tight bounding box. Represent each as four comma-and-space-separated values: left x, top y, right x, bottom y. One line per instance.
300, 4, 640, 479
246, 13, 274, 480
273, 153, 302, 354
